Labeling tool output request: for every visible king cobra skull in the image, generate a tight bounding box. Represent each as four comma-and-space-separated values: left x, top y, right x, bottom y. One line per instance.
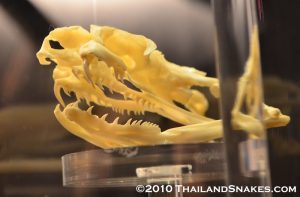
36, 25, 290, 149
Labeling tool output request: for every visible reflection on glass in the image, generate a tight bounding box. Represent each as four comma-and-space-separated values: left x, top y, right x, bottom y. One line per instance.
213, 0, 271, 196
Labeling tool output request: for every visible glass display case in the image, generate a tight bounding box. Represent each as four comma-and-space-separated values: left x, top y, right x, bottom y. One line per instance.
0, 0, 298, 197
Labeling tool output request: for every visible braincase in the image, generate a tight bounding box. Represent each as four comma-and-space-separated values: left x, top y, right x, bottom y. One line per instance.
49, 26, 92, 49
97, 26, 151, 56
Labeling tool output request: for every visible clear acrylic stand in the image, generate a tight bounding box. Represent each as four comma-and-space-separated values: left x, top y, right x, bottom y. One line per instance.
62, 143, 225, 194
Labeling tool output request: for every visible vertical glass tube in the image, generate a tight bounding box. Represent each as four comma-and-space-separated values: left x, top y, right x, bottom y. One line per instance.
213, 0, 271, 196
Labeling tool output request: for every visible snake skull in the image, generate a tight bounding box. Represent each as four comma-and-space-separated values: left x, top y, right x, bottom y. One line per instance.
36, 25, 289, 149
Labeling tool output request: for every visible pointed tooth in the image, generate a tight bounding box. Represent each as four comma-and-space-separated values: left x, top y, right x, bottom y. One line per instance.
86, 99, 91, 106
108, 87, 113, 94
62, 87, 71, 96
101, 114, 108, 120
96, 81, 104, 90
137, 120, 143, 125
131, 120, 138, 125
117, 74, 121, 80
87, 106, 94, 114
126, 110, 130, 115
54, 84, 65, 107
126, 118, 133, 125
75, 92, 81, 101
112, 117, 120, 124
83, 59, 94, 86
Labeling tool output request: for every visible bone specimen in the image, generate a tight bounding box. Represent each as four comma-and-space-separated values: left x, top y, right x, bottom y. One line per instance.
36, 25, 290, 149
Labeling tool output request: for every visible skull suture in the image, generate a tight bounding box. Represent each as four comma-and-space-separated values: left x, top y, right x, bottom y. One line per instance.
37, 25, 289, 149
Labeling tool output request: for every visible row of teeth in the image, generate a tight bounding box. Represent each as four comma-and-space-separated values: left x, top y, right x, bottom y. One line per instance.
94, 78, 157, 110
58, 85, 156, 115
96, 112, 159, 128
111, 107, 145, 115
64, 102, 159, 128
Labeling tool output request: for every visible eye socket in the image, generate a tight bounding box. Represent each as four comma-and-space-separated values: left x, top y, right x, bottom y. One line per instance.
49, 40, 64, 49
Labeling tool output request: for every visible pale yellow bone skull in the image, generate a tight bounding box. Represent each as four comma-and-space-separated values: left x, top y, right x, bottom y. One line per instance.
36, 25, 290, 149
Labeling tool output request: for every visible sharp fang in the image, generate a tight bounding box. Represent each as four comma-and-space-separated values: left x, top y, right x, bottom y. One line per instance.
54, 84, 65, 107
86, 99, 91, 106
75, 92, 81, 101
87, 106, 94, 114
96, 83, 104, 91
112, 117, 120, 124
131, 120, 138, 125
108, 87, 113, 94
126, 118, 133, 125
137, 120, 143, 125
62, 87, 71, 96
142, 122, 149, 126
101, 114, 108, 120
83, 58, 95, 87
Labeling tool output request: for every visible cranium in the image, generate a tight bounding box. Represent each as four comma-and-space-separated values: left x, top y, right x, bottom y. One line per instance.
36, 25, 289, 149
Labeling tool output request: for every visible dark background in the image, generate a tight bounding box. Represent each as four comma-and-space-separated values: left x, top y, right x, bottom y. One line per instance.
0, 0, 299, 196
